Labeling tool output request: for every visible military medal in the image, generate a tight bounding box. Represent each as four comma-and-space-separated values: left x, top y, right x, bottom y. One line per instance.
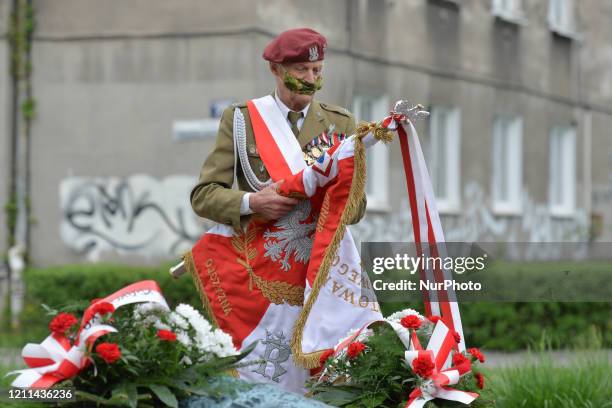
301, 131, 348, 165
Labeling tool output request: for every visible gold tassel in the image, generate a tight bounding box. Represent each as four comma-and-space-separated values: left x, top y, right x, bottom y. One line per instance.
290, 137, 368, 369
184, 251, 239, 377
183, 251, 219, 328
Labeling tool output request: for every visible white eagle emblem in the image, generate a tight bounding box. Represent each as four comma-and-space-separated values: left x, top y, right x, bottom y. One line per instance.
263, 200, 316, 271
308, 46, 319, 61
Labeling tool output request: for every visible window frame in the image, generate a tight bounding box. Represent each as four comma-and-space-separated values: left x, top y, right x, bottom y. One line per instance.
491, 0, 527, 25
353, 94, 391, 212
491, 116, 523, 215
428, 105, 462, 214
548, 125, 577, 217
548, 0, 578, 39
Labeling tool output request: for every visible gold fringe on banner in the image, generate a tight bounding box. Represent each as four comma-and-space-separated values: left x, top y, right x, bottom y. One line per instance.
183, 251, 219, 328
183, 250, 238, 377
290, 133, 369, 369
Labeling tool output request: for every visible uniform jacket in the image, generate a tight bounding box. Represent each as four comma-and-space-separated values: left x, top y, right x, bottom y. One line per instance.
190, 97, 367, 231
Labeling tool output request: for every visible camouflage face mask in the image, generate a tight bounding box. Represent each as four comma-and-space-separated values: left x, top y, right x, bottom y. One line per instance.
282, 69, 323, 95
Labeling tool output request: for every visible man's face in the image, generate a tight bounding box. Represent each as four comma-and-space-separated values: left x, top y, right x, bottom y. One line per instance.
272, 61, 323, 103
283, 61, 323, 84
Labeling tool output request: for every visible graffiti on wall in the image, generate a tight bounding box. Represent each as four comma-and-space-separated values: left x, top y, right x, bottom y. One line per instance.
60, 175, 207, 261
60, 176, 590, 262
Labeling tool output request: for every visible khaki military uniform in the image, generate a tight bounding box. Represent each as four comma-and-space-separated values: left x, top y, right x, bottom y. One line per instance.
191, 98, 367, 230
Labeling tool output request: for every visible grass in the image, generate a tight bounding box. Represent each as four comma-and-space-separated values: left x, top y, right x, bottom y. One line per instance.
2, 350, 611, 407
483, 351, 612, 407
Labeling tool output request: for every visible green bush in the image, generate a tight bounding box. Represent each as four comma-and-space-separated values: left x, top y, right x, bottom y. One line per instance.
1, 263, 201, 347
1, 263, 610, 351
381, 301, 611, 351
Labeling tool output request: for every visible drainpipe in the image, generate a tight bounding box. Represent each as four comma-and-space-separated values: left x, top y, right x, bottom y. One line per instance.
8, 0, 34, 329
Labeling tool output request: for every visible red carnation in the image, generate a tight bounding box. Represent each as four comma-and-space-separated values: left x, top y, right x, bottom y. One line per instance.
92, 302, 115, 316
452, 352, 469, 367
400, 315, 422, 330
474, 372, 485, 389
95, 342, 121, 364
157, 329, 177, 342
319, 349, 334, 365
412, 354, 435, 378
428, 315, 441, 324
453, 331, 461, 343
347, 341, 366, 359
467, 347, 485, 363
49, 312, 79, 335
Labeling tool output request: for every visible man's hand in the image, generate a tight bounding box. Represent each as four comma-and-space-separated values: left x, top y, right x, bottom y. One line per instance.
249, 181, 299, 220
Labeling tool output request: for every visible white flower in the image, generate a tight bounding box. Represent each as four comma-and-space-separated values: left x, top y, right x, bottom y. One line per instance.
212, 328, 238, 357
154, 321, 171, 331
134, 302, 166, 317
385, 308, 424, 324
140, 314, 161, 327
176, 330, 192, 347
175, 303, 237, 357
175, 304, 212, 334
180, 356, 193, 366
334, 327, 373, 350
168, 312, 189, 330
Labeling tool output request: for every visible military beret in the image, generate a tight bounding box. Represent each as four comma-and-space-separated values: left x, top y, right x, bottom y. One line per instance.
262, 28, 327, 63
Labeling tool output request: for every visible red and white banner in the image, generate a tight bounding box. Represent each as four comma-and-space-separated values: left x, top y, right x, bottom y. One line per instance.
188, 95, 382, 392
387, 115, 465, 352
188, 99, 466, 392
8, 281, 168, 389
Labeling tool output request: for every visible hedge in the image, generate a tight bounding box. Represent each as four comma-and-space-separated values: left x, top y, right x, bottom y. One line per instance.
1, 263, 201, 346
381, 301, 611, 351
0, 264, 610, 351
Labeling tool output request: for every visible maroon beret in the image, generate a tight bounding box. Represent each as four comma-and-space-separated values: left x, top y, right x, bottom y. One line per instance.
263, 28, 327, 63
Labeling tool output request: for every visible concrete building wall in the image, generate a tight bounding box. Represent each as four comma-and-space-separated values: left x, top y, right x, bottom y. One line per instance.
13, 0, 612, 265
350, 0, 596, 244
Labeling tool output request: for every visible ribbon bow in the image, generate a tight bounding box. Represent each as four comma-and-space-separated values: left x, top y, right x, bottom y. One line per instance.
403, 320, 478, 408
6, 280, 169, 388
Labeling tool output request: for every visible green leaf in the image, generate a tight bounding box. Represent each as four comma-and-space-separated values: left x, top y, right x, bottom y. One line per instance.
125, 384, 138, 408
40, 303, 58, 316
313, 388, 360, 405
75, 389, 131, 406
75, 390, 111, 404
148, 384, 178, 408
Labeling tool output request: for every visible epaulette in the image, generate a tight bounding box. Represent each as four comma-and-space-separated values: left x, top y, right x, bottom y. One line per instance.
231, 101, 247, 108
320, 102, 352, 118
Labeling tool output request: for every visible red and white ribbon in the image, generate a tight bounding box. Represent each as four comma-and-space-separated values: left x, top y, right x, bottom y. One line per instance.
381, 114, 465, 352
7, 280, 168, 388
403, 320, 478, 408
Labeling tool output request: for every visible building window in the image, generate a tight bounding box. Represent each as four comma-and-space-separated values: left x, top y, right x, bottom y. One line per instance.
549, 126, 576, 216
548, 0, 576, 37
428, 106, 461, 213
353, 95, 390, 211
492, 0, 525, 23
491, 116, 523, 214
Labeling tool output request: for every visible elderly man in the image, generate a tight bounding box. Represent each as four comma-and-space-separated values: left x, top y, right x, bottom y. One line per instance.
191, 28, 366, 229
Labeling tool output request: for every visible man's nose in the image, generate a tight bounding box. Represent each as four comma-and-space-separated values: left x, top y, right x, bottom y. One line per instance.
304, 69, 316, 83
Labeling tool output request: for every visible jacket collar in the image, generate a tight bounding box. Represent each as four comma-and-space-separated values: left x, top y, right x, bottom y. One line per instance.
270, 91, 328, 148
